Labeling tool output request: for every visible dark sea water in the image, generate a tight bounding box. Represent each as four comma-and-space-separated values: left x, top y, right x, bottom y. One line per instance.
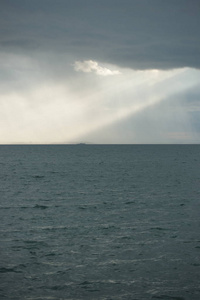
0, 145, 200, 300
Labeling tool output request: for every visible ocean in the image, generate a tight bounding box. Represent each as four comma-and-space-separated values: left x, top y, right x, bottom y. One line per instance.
0, 145, 200, 300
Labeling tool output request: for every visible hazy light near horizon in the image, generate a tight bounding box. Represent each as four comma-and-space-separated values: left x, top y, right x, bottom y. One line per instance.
0, 56, 200, 144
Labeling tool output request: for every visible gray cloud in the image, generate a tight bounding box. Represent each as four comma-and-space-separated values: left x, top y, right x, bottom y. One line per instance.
1, 0, 200, 70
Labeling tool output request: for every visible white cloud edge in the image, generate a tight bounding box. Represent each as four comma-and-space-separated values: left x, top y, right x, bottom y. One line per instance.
74, 60, 121, 76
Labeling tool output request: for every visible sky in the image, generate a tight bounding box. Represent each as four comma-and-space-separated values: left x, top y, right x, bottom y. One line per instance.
0, 0, 200, 144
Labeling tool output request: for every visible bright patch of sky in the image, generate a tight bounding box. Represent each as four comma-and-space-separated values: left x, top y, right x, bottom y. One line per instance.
0, 53, 199, 144
74, 60, 121, 76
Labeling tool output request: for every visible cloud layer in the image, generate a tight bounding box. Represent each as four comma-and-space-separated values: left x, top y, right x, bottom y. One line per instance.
1, 0, 200, 70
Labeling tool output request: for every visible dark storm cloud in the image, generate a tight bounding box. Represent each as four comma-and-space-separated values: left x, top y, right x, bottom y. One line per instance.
1, 0, 200, 70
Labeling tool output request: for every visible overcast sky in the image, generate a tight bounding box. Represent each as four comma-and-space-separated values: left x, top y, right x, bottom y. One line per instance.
1, 0, 200, 144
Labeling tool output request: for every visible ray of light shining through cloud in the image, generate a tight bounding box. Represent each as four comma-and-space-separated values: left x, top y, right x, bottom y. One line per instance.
0, 57, 199, 144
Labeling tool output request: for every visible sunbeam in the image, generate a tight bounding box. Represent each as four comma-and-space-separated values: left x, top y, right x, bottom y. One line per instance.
0, 57, 200, 144
63, 67, 200, 143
